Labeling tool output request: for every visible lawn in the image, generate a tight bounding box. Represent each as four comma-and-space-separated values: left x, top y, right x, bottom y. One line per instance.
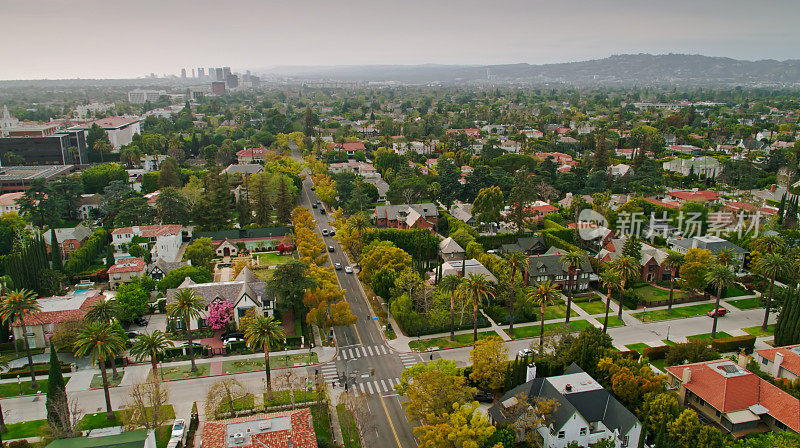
4, 419, 48, 439
743, 325, 775, 337
91, 373, 122, 389
79, 405, 175, 432
728, 297, 762, 310
626, 343, 650, 354
631, 303, 717, 322
663, 340, 676, 346
0, 378, 69, 398
160, 363, 210, 380
649, 358, 667, 372
258, 252, 295, 267
311, 406, 333, 444
509, 320, 593, 339
723, 284, 751, 298
687, 331, 732, 342
574, 298, 608, 315
602, 317, 626, 328
543, 301, 580, 320
264, 389, 317, 407
337, 404, 363, 448
222, 353, 318, 374
409, 331, 497, 351
633, 285, 689, 303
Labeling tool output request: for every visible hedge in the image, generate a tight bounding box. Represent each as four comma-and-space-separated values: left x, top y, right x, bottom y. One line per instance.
542, 219, 566, 232
2, 364, 70, 379
642, 345, 670, 360
618, 350, 640, 360
542, 232, 583, 254
711, 335, 756, 353
475, 232, 535, 251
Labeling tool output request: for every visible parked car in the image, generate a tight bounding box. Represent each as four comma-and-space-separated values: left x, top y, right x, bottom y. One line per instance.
320, 208, 326, 215
179, 341, 203, 348
344, 266, 353, 274
474, 390, 494, 403
322, 229, 329, 236
335, 263, 342, 270
312, 203, 318, 209
328, 246, 335, 252
329, 229, 336, 236
224, 336, 244, 344
171, 419, 186, 440
133, 316, 148, 327
707, 308, 728, 318
517, 348, 533, 357
126, 330, 140, 339
220, 331, 243, 341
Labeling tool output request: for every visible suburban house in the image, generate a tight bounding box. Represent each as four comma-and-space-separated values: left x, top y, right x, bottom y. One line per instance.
668, 235, 749, 269
13, 290, 103, 348
236, 147, 270, 163
666, 359, 800, 436
664, 189, 721, 205
754, 344, 800, 381
165, 267, 274, 330
77, 193, 103, 219
373, 203, 438, 230
437, 259, 498, 283
596, 236, 670, 282
668, 144, 703, 155
328, 161, 379, 178
147, 258, 189, 281
521, 129, 543, 139
108, 257, 147, 289
201, 409, 317, 448
500, 140, 522, 153
609, 163, 632, 179
193, 227, 292, 253
663, 156, 722, 177
43, 224, 92, 260
363, 177, 389, 202
45, 429, 157, 448
438, 237, 465, 262
501, 201, 558, 229
528, 248, 594, 291
445, 128, 480, 138
221, 164, 264, 176
0, 192, 22, 214
112, 224, 183, 262
489, 364, 642, 448
499, 235, 548, 255
216, 239, 239, 257
449, 202, 475, 227
331, 141, 366, 157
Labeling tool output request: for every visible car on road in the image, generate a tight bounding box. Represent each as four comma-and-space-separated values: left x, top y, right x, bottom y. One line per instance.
474, 390, 494, 403
126, 330, 140, 339
517, 348, 533, 357
223, 336, 244, 344
344, 266, 353, 274
335, 263, 342, 270
322, 229, 329, 236
328, 246, 335, 252
220, 331, 243, 341
329, 228, 336, 236
171, 419, 186, 440
319, 208, 326, 214
708, 308, 728, 317
133, 316, 148, 327
312, 203, 318, 209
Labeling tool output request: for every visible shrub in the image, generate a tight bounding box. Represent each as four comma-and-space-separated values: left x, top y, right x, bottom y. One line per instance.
711, 335, 756, 353
666, 340, 719, 366
642, 345, 670, 360
618, 350, 640, 360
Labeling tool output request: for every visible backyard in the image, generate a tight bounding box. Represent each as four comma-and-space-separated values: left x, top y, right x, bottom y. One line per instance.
258, 252, 295, 267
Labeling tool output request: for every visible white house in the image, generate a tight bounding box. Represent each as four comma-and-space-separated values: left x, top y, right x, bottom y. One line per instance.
754, 344, 800, 381
69, 116, 143, 149
111, 224, 183, 262
0, 192, 22, 214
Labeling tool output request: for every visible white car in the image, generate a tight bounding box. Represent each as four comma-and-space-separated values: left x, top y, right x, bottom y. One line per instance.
344, 266, 353, 274
518, 348, 533, 357
171, 419, 186, 440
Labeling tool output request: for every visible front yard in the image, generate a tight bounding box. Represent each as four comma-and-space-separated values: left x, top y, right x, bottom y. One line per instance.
222, 353, 318, 373
409, 331, 496, 351
631, 303, 717, 322
728, 297, 762, 310
743, 324, 775, 337
508, 320, 593, 339
0, 378, 70, 398
633, 284, 689, 303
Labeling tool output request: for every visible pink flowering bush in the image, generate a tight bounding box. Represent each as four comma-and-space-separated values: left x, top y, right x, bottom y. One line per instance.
206, 300, 233, 329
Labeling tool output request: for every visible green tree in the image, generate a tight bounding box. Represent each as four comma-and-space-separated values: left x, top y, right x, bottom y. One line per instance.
115, 280, 149, 323
129, 330, 173, 378
706, 264, 735, 338
183, 237, 215, 270
17, 179, 63, 228
0, 289, 41, 387
155, 187, 189, 225
525, 280, 560, 352
755, 253, 788, 331
50, 228, 63, 272
80, 163, 127, 194
396, 359, 476, 422
194, 171, 233, 230
458, 273, 495, 343
505, 251, 527, 336
113, 196, 156, 227
560, 250, 584, 325
621, 236, 642, 262
275, 177, 293, 224
156, 265, 211, 292
414, 402, 496, 447
505, 169, 537, 232
611, 256, 638, 318
46, 342, 70, 435
472, 186, 504, 228
166, 288, 205, 372
436, 157, 461, 210
599, 269, 621, 333
73, 322, 126, 420
157, 157, 181, 188
439, 274, 463, 342
469, 336, 507, 392
665, 251, 684, 313
243, 315, 286, 394
266, 260, 315, 312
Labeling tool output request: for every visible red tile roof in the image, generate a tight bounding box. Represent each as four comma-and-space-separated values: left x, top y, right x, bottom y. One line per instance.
756, 345, 800, 377
446, 128, 480, 137
666, 360, 800, 432
237, 147, 269, 156
334, 141, 366, 152
108, 257, 146, 274
644, 197, 680, 210
112, 224, 182, 237
15, 293, 102, 327
202, 409, 316, 448
667, 190, 719, 202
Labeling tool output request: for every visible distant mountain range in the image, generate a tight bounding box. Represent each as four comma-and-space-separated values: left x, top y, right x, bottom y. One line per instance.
265, 54, 800, 86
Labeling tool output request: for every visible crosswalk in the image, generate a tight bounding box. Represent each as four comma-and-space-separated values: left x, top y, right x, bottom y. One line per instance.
339, 344, 390, 360
351, 377, 401, 396
319, 363, 339, 383
398, 352, 421, 370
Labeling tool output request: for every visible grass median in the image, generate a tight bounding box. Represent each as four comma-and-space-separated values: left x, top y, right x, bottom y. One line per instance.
223, 353, 318, 374
632, 303, 717, 322
508, 320, 592, 339
409, 331, 497, 351
0, 378, 70, 398
743, 324, 775, 337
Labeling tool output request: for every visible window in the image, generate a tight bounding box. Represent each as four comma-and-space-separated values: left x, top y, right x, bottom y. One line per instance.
761, 357, 769, 365
557, 431, 565, 439
621, 436, 629, 447
579, 427, 587, 436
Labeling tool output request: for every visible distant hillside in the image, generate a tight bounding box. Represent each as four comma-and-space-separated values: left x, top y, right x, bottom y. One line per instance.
267, 54, 800, 86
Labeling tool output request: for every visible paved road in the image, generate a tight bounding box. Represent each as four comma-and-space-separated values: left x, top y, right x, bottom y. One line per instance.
297, 157, 420, 448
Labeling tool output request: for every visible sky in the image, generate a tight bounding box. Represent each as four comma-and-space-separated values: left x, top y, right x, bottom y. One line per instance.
2, 0, 800, 80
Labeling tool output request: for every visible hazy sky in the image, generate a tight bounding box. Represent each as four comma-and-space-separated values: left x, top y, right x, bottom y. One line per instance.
3, 0, 799, 80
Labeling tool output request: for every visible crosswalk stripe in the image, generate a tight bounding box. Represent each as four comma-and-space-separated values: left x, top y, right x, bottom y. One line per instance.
381, 346, 388, 354
359, 383, 365, 393
341, 350, 348, 360
366, 382, 374, 394
353, 388, 359, 397
367, 346, 374, 356
349, 348, 356, 358
381, 380, 388, 392
362, 347, 368, 356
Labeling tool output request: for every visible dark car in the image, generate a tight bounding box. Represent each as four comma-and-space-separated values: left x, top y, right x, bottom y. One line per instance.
320, 208, 326, 215
474, 390, 494, 403
328, 246, 335, 252
335, 263, 342, 270
329, 229, 336, 236
220, 331, 244, 341
707, 308, 728, 318
312, 203, 318, 209
126, 330, 140, 339
133, 316, 148, 327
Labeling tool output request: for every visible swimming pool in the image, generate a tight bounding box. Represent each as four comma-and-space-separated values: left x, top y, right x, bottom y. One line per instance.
74, 288, 91, 295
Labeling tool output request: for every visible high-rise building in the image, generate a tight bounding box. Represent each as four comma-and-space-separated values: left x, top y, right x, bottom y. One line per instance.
198, 68, 205, 78
191, 68, 196, 78
128, 90, 167, 104
226, 74, 239, 89
180, 68, 187, 78
222, 67, 231, 79
215, 68, 223, 81
211, 82, 226, 95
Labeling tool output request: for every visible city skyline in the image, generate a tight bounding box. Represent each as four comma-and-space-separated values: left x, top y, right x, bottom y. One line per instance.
2, 0, 800, 80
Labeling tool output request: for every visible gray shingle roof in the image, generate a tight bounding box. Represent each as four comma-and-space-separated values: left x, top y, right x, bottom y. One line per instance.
528, 253, 593, 277
147, 258, 188, 276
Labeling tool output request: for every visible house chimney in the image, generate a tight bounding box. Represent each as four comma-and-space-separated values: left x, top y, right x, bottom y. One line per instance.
738, 352, 748, 368
771, 185, 776, 193
682, 367, 691, 384
526, 363, 537, 382
773, 353, 784, 378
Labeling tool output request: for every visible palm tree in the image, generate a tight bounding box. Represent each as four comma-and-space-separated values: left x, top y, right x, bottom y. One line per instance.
750, 234, 786, 257
84, 299, 123, 379
73, 322, 125, 420
506, 251, 528, 336
129, 330, 173, 378
610, 256, 638, 319
599, 269, 622, 333
665, 251, 685, 313
525, 281, 560, 353
243, 315, 286, 394
0, 289, 41, 388
559, 251, 584, 325
755, 253, 788, 331
439, 275, 463, 342
458, 273, 495, 343
166, 289, 206, 372
706, 264, 736, 338
714, 248, 735, 268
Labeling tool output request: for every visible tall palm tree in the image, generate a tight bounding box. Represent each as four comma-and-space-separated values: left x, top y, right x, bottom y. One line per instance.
129, 330, 173, 378
73, 322, 125, 420
559, 251, 584, 325
755, 253, 788, 331
665, 251, 685, 314
439, 275, 463, 342
599, 270, 622, 333
750, 234, 786, 257
506, 251, 528, 336
611, 256, 638, 319
714, 248, 735, 268
525, 281, 560, 353
166, 289, 206, 372
84, 299, 122, 379
243, 315, 286, 394
706, 264, 736, 338
458, 273, 495, 343
0, 289, 41, 388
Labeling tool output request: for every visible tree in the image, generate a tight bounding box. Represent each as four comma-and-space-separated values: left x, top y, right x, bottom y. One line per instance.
155, 187, 189, 225
73, 322, 125, 420
473, 186, 504, 228
46, 342, 70, 435
667, 409, 725, 448
81, 163, 126, 194
156, 265, 211, 292
458, 273, 495, 343
596, 356, 664, 410
129, 331, 173, 378
706, 264, 735, 338
17, 179, 63, 228
469, 336, 507, 392
560, 326, 613, 378
665, 251, 684, 313
525, 281, 560, 353
206, 300, 233, 329
414, 402, 496, 448
205, 378, 251, 420
183, 237, 215, 270
436, 157, 461, 210
755, 253, 788, 331
611, 256, 638, 319
502, 393, 559, 447
266, 260, 315, 312
396, 359, 476, 422
243, 315, 286, 394
0, 289, 41, 387
359, 243, 413, 283
559, 251, 584, 325
621, 236, 642, 262
166, 288, 205, 372
504, 169, 536, 232
680, 248, 713, 295
122, 378, 169, 431
505, 251, 527, 336
275, 177, 293, 224
114, 196, 156, 227
0, 212, 27, 255
115, 280, 150, 323
50, 228, 63, 272
157, 157, 181, 188
599, 269, 621, 333
193, 171, 233, 230
439, 275, 463, 342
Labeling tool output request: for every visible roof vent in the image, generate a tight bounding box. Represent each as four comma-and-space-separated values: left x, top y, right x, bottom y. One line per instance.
232, 433, 245, 444
258, 420, 272, 430
565, 384, 572, 392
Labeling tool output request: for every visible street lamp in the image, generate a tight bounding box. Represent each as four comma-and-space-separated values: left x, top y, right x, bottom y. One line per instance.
16, 375, 21, 396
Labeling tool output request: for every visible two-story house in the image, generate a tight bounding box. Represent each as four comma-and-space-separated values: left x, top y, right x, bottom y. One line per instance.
754, 344, 800, 382
373, 204, 438, 231
528, 248, 594, 291
499, 236, 547, 256
43, 224, 92, 260
108, 257, 147, 289
112, 224, 183, 262
596, 236, 670, 283
438, 237, 465, 262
